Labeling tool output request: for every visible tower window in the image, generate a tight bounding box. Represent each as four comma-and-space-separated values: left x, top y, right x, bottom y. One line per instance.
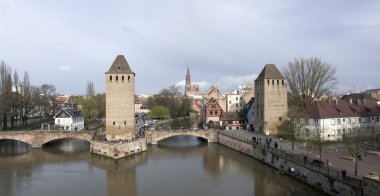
118, 67, 120, 70
110, 76, 112, 81
277, 80, 279, 85
113, 121, 115, 125
272, 80, 274, 84
124, 121, 126, 125
128, 75, 130, 81
282, 80, 284, 85
267, 80, 269, 85
122, 75, 124, 81
116, 75, 118, 81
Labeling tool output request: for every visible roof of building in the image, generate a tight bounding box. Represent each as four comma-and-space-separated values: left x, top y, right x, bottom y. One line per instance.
299, 99, 380, 119
256, 64, 285, 80
54, 108, 83, 118
363, 88, 380, 94
106, 55, 135, 74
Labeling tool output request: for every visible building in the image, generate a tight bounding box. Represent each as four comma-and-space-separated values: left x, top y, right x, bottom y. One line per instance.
221, 112, 247, 130
297, 99, 380, 141
254, 64, 288, 135
244, 97, 255, 131
184, 65, 200, 97
203, 86, 227, 112
54, 108, 84, 131
226, 93, 243, 112
105, 55, 136, 141
204, 97, 223, 125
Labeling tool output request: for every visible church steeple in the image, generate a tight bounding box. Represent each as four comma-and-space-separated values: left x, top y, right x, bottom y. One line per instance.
186, 64, 191, 86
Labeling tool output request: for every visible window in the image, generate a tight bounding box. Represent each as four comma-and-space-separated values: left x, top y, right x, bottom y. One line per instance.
113, 121, 115, 125
128, 75, 131, 81
124, 121, 126, 125
116, 75, 118, 81
347, 118, 351, 124
110, 75, 112, 81
331, 129, 336, 136
352, 118, 356, 124
57, 119, 60, 123
314, 119, 319, 125
337, 129, 341, 135
122, 75, 124, 81
282, 80, 284, 85
235, 103, 238, 107
337, 119, 341, 125
267, 80, 269, 85
240, 97, 242, 100
235, 97, 238, 101
277, 80, 279, 85
229, 100, 231, 104
331, 119, 336, 125
272, 80, 274, 84
376, 116, 380, 122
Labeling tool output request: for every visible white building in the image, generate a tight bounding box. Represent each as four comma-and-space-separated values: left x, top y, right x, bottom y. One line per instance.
297, 99, 380, 141
54, 108, 84, 131
226, 93, 243, 112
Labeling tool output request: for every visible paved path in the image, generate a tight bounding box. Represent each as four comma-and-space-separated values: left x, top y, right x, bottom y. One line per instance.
226, 129, 380, 177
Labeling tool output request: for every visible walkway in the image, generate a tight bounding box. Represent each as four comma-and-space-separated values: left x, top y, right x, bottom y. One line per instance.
225, 129, 380, 178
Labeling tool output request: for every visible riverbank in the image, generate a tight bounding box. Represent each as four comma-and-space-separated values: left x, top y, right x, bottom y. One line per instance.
217, 130, 366, 195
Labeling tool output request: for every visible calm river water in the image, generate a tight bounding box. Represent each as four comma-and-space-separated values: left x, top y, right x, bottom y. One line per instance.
0, 136, 326, 196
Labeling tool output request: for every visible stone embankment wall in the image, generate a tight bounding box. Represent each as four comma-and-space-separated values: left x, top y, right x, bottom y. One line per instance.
218, 134, 361, 196
91, 138, 147, 159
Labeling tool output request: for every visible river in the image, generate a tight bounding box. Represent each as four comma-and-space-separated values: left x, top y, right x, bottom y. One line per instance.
0, 136, 326, 196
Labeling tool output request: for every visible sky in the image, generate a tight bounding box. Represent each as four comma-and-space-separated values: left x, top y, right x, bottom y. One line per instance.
0, 0, 379, 95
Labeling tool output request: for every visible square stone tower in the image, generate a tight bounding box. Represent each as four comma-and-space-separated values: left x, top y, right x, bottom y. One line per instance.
105, 55, 135, 141
254, 64, 288, 135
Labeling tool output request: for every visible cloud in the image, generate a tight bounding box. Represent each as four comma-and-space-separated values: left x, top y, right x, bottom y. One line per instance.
59, 66, 72, 71
175, 80, 210, 94
216, 73, 257, 92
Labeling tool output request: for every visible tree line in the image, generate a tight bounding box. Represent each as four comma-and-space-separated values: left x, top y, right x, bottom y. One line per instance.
147, 85, 191, 119
0, 61, 58, 130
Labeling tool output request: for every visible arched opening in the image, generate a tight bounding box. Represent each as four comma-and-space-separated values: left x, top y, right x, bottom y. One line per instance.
157, 135, 208, 148
0, 139, 31, 155
42, 138, 90, 154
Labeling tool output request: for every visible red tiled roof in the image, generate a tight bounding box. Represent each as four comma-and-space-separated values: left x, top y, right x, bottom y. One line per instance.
300, 99, 380, 119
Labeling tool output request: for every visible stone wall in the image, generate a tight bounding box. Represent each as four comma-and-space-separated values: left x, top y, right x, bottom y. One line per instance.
218, 134, 361, 195
91, 139, 147, 159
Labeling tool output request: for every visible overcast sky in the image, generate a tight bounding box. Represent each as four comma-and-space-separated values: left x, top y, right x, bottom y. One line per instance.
0, 0, 379, 95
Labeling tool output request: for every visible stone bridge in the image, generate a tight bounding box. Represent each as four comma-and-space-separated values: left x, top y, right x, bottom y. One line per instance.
0, 130, 96, 148
146, 129, 218, 144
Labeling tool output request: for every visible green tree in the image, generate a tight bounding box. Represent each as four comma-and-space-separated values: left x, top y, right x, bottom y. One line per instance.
147, 85, 190, 119
148, 105, 170, 119
79, 97, 99, 122
283, 57, 338, 111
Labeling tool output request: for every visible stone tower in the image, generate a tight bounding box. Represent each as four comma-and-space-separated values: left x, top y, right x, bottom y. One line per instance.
254, 64, 288, 135
105, 55, 135, 141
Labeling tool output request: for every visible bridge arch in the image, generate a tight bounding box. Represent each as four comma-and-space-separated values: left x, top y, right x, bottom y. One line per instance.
40, 134, 93, 146
0, 138, 32, 146
155, 132, 209, 143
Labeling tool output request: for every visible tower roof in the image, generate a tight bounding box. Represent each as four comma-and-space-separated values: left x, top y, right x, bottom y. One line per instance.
106, 55, 135, 74
256, 64, 284, 80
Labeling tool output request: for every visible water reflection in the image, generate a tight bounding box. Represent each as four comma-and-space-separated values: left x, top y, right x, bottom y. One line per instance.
0, 136, 326, 196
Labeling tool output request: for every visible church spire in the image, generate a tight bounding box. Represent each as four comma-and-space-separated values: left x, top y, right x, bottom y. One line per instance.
186, 64, 191, 86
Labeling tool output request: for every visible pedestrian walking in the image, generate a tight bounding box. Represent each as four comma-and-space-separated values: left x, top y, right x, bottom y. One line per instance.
303, 155, 308, 164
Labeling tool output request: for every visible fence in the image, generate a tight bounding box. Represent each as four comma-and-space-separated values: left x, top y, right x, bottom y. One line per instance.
218, 130, 364, 189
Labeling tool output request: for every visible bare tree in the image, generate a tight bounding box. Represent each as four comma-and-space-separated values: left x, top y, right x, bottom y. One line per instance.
10, 70, 22, 128
21, 71, 33, 125
283, 57, 338, 111
341, 126, 371, 176
40, 84, 56, 116
0, 61, 12, 129
86, 81, 95, 97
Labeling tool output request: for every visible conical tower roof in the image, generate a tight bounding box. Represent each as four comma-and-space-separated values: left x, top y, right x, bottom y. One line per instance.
106, 55, 135, 74
256, 64, 284, 79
